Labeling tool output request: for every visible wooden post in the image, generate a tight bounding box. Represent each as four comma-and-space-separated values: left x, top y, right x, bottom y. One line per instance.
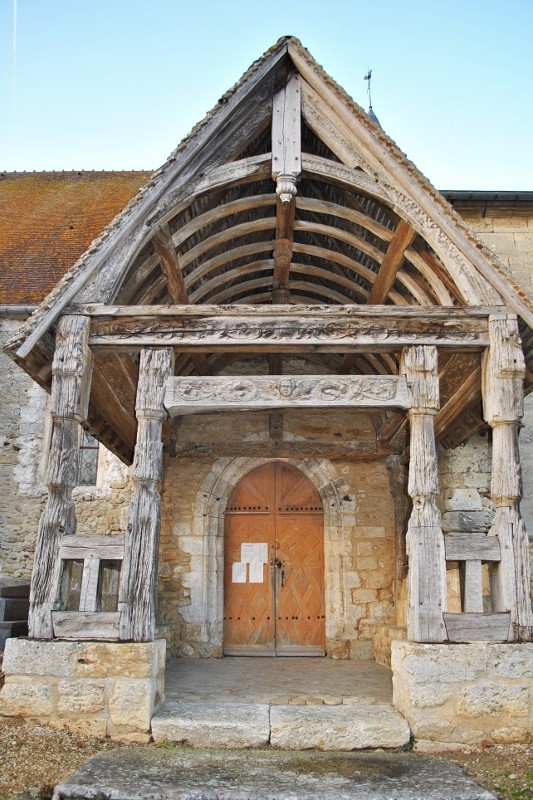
28, 315, 93, 639
401, 345, 447, 642
119, 347, 174, 641
482, 313, 533, 640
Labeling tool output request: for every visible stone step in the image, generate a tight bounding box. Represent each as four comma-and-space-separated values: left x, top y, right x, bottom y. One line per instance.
0, 578, 31, 599
54, 747, 497, 800
0, 621, 28, 652
0, 597, 30, 621
151, 700, 411, 750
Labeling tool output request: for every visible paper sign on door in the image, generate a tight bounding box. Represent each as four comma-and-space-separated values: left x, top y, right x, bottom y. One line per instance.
231, 562, 247, 583
248, 562, 265, 583
241, 542, 268, 564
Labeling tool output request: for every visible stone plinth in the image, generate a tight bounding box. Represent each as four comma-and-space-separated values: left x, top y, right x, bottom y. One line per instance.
0, 638, 166, 742
392, 641, 533, 747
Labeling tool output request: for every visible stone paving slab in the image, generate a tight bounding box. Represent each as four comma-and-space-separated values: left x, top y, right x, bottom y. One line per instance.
53, 747, 497, 800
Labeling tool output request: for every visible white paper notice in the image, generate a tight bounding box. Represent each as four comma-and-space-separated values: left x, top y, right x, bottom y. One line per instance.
249, 562, 265, 583
232, 562, 247, 583
241, 542, 268, 564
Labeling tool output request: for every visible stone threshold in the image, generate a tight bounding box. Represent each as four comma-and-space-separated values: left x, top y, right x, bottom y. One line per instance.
151, 699, 411, 750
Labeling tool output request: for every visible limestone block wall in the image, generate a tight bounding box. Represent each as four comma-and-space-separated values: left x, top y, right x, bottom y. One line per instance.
0, 638, 166, 742
392, 641, 533, 746
0, 320, 48, 578
157, 408, 399, 660
466, 212, 533, 295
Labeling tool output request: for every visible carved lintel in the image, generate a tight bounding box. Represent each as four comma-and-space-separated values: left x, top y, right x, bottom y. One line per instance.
88, 310, 490, 352
164, 374, 410, 417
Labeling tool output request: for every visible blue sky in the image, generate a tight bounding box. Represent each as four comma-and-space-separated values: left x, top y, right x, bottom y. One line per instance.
1, 0, 532, 190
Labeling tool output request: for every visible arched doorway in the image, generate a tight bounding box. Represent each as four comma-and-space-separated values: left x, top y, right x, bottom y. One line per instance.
224, 461, 325, 656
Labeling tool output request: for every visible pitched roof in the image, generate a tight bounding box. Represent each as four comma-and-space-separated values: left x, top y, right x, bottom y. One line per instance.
0, 171, 152, 304
3, 37, 533, 462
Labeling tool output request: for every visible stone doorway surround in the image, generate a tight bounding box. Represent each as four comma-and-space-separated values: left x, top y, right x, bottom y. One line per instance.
186, 452, 356, 659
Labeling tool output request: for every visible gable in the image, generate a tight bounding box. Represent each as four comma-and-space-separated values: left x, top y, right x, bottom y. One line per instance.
4, 37, 533, 462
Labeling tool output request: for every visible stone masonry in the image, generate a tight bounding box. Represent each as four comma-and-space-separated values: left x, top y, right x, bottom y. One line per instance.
392, 641, 533, 746
0, 638, 166, 742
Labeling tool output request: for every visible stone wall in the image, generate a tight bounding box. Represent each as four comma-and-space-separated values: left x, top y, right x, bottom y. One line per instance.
392, 641, 533, 746
0, 320, 48, 578
0, 638, 165, 742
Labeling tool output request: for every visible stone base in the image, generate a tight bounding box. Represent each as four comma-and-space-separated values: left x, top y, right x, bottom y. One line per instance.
0, 638, 166, 742
392, 641, 533, 746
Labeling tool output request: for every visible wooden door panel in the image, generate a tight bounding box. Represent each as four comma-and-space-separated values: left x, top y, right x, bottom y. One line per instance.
224, 462, 324, 655
224, 515, 274, 650
276, 514, 325, 650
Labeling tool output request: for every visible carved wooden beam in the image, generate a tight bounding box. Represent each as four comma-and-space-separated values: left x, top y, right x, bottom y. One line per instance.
119, 347, 174, 642
82, 305, 493, 353
482, 312, 533, 640
164, 374, 410, 416
367, 220, 416, 304
152, 224, 188, 304
28, 315, 93, 640
401, 345, 447, 642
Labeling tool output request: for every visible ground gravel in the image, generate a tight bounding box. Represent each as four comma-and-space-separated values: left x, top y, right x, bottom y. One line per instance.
0, 717, 531, 800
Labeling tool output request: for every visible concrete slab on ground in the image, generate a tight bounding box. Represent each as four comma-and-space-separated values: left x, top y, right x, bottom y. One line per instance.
53, 747, 497, 800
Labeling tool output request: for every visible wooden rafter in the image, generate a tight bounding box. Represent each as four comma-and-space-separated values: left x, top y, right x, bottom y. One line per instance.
152, 224, 189, 304
367, 220, 416, 304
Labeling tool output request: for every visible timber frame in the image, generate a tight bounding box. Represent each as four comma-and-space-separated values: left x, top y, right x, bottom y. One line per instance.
4, 37, 533, 646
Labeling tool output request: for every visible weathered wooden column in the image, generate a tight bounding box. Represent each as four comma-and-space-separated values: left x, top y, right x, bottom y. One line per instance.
401, 345, 447, 642
28, 315, 93, 639
119, 347, 174, 641
482, 312, 533, 640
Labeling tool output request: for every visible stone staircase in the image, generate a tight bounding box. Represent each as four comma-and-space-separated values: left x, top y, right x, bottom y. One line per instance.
151, 697, 411, 750
0, 578, 30, 653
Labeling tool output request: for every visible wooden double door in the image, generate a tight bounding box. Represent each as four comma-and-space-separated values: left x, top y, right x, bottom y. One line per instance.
224, 462, 325, 656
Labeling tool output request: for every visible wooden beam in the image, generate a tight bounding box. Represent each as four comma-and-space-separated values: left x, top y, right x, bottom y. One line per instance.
28, 316, 92, 640
173, 440, 396, 460
434, 366, 481, 440
367, 220, 416, 304
119, 348, 174, 642
164, 374, 410, 416
401, 345, 447, 642
83, 305, 492, 353
152, 224, 188, 303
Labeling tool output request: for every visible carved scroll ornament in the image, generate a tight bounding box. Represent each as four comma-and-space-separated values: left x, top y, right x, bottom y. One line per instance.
164, 374, 409, 416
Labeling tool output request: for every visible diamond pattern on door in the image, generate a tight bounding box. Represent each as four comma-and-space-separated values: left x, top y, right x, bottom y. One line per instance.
224, 462, 325, 655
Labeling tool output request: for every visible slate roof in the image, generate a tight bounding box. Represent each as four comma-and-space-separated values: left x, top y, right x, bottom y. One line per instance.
0, 171, 152, 304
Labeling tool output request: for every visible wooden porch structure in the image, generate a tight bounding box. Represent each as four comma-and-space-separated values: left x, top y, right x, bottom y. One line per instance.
5, 37, 532, 649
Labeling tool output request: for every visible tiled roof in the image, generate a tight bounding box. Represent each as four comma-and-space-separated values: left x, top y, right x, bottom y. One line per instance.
0, 171, 152, 304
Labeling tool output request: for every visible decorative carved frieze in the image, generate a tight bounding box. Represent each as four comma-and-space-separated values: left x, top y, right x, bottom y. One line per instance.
164, 374, 409, 416
88, 311, 490, 352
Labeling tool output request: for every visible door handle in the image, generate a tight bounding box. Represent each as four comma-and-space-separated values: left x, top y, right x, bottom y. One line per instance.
274, 559, 285, 587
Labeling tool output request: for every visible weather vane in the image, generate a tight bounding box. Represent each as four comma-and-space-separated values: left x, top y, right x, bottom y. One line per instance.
364, 69, 373, 109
